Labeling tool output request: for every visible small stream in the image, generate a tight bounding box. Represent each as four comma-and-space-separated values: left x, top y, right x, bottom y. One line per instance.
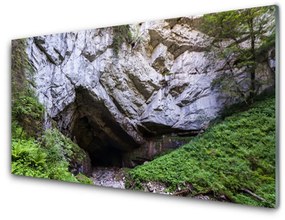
91, 167, 126, 189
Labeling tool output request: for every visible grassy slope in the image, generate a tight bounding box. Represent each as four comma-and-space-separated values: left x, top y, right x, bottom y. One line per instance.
128, 97, 276, 207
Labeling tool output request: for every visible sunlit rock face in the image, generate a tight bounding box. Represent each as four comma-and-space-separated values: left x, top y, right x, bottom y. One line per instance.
26, 17, 275, 167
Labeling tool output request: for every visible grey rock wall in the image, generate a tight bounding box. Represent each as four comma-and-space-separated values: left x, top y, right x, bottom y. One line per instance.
26, 17, 274, 166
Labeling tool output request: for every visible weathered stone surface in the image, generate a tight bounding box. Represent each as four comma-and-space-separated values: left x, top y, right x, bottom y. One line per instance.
26, 17, 275, 167
150, 43, 174, 74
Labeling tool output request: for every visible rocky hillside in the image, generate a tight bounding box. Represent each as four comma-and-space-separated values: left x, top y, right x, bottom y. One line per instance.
24, 14, 275, 168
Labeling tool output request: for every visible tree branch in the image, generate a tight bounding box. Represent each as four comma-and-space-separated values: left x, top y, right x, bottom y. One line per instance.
241, 188, 266, 202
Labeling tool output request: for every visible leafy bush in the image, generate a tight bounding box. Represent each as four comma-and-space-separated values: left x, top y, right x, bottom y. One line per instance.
11, 124, 93, 184
127, 97, 276, 207
12, 92, 44, 138
47, 161, 78, 183
12, 138, 48, 178
11, 132, 78, 183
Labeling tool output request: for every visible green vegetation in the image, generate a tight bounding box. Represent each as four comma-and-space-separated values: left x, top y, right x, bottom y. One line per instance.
112, 25, 133, 55
127, 97, 276, 207
11, 123, 93, 185
42, 129, 90, 171
12, 39, 44, 138
201, 6, 276, 102
75, 173, 94, 185
12, 123, 94, 184
12, 126, 67, 181
11, 39, 93, 185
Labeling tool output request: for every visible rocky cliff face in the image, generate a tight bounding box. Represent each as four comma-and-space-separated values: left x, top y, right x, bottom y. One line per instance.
26, 17, 274, 167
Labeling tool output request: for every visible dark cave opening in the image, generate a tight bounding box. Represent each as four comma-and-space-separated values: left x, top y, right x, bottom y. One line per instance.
90, 147, 123, 167
68, 87, 141, 168
68, 87, 198, 170
72, 116, 127, 167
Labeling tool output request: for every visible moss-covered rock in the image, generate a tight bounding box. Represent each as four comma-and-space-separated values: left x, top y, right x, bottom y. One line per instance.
76, 173, 94, 185
42, 129, 92, 176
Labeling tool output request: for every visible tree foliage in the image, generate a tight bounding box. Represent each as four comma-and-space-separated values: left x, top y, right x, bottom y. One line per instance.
201, 6, 276, 102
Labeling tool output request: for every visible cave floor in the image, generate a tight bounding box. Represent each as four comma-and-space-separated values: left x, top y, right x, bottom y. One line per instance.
91, 167, 126, 189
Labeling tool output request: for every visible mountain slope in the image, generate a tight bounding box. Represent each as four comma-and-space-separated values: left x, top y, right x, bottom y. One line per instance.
127, 97, 276, 207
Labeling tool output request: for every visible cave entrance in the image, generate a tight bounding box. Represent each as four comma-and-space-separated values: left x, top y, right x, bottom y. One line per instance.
72, 116, 129, 167
90, 146, 123, 167
68, 87, 141, 168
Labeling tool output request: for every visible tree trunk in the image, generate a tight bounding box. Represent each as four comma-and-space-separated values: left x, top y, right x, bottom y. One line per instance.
248, 16, 256, 103
249, 68, 255, 102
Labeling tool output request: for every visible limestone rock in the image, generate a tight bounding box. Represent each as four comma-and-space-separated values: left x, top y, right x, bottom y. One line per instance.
25, 17, 275, 166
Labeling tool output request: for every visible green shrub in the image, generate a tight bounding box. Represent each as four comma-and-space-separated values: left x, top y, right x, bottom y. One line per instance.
12, 91, 44, 138
47, 161, 78, 183
11, 134, 77, 181
11, 124, 94, 184
11, 138, 48, 178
